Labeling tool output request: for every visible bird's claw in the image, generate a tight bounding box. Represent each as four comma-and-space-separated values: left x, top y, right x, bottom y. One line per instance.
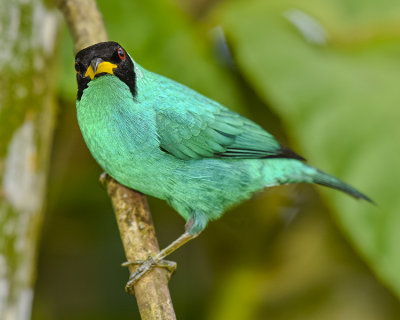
99, 172, 111, 188
123, 257, 177, 294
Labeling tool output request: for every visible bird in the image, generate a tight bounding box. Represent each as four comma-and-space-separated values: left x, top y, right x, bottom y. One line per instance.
74, 41, 371, 290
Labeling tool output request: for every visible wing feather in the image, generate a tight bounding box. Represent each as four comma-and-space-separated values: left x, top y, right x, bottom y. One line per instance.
152, 77, 304, 161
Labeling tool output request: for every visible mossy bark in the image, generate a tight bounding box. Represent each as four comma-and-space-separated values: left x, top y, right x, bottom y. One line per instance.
0, 0, 60, 319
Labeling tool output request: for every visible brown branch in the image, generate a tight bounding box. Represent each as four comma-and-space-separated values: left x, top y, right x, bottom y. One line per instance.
56, 0, 108, 52
56, 1, 176, 319
102, 176, 176, 319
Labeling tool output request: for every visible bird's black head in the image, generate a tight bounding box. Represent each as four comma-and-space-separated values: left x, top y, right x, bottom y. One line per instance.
75, 41, 136, 100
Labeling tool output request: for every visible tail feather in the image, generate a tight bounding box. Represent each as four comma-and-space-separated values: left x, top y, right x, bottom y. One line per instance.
311, 168, 373, 203
261, 159, 373, 203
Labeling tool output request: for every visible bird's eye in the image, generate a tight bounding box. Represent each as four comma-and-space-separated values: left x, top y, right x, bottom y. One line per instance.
117, 47, 126, 60
74, 61, 81, 73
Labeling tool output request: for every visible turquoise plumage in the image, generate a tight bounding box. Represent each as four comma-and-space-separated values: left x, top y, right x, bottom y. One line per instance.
74, 41, 371, 286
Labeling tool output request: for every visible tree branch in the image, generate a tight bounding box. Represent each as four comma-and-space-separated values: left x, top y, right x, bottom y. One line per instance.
102, 175, 176, 319
56, 1, 176, 319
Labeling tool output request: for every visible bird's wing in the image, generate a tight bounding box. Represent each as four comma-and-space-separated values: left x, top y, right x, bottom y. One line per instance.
153, 81, 304, 161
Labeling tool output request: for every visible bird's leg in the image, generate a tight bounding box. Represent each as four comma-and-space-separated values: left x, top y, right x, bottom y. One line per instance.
123, 259, 178, 295
124, 229, 200, 291
154, 231, 199, 261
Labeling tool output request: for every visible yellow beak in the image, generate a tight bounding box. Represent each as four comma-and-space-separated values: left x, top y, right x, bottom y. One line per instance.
85, 58, 117, 80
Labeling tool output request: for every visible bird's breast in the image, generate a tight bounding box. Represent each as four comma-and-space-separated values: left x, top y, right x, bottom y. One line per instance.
76, 76, 168, 194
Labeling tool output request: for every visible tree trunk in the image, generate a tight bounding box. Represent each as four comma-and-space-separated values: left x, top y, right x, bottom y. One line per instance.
0, 0, 60, 319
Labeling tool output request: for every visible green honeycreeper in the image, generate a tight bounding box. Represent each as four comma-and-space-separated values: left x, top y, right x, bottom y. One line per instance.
74, 41, 371, 287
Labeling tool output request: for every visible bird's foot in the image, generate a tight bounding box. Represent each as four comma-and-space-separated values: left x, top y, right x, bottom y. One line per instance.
99, 172, 111, 188
122, 258, 177, 294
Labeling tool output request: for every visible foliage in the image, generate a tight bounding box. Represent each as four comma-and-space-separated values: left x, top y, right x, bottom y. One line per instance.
220, 0, 400, 298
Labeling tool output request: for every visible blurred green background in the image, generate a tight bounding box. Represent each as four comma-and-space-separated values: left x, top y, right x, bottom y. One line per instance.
31, 0, 400, 319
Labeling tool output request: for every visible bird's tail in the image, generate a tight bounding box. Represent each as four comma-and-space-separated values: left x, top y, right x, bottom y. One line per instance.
262, 159, 372, 203
310, 167, 372, 202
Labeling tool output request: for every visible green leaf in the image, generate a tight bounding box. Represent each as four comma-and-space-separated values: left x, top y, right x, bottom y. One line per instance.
221, 0, 400, 298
